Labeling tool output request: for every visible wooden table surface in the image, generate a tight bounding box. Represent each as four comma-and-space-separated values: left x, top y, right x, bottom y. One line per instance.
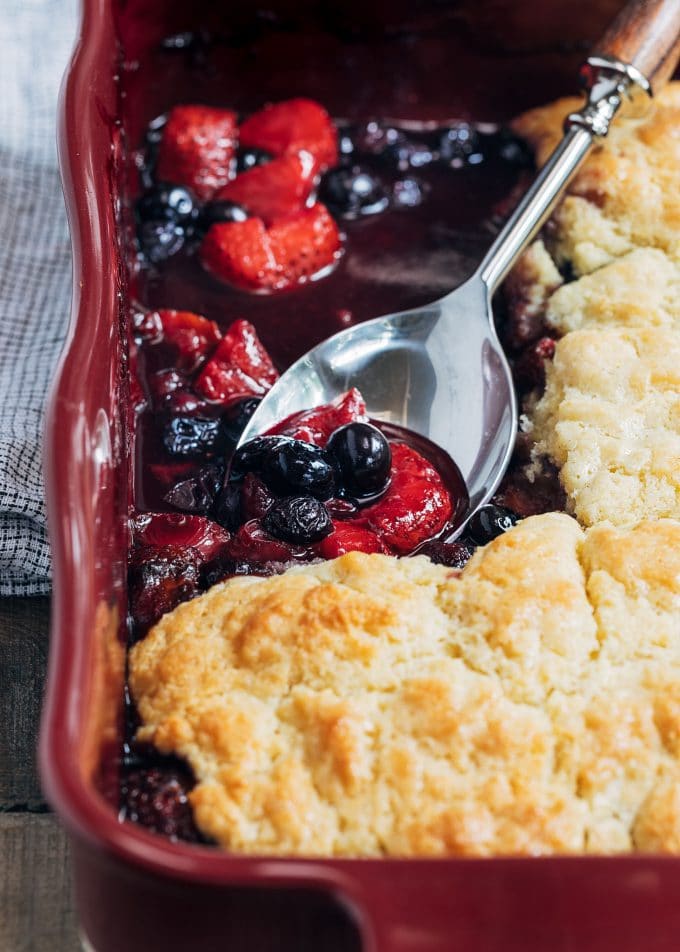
0, 596, 80, 951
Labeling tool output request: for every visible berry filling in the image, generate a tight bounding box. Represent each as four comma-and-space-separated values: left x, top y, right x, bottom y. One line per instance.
124, 81, 542, 839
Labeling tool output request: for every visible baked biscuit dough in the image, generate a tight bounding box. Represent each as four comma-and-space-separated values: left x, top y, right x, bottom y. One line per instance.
528, 326, 680, 527
130, 514, 680, 857
511, 84, 680, 274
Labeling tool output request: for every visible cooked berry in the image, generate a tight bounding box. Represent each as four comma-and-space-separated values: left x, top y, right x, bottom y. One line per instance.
128, 544, 201, 631
439, 124, 483, 166
163, 463, 224, 514
213, 481, 242, 531
347, 121, 404, 157
198, 199, 249, 233
466, 504, 519, 545
327, 422, 391, 498
162, 416, 226, 458
263, 496, 332, 544
235, 146, 273, 173
122, 764, 203, 842
133, 513, 230, 563
419, 539, 475, 569
223, 397, 262, 443
193, 319, 279, 404
240, 473, 276, 521
493, 128, 533, 167
239, 98, 338, 171
513, 336, 556, 393
392, 177, 427, 208
137, 219, 185, 263
230, 435, 291, 478
201, 557, 257, 588
269, 387, 367, 445
262, 440, 336, 498
385, 138, 437, 170
318, 166, 389, 218
230, 518, 300, 562
136, 183, 198, 225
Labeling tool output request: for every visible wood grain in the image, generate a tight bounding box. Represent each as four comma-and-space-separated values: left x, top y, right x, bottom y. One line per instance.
0, 597, 80, 951
0, 815, 79, 952
597, 0, 680, 92
0, 597, 50, 808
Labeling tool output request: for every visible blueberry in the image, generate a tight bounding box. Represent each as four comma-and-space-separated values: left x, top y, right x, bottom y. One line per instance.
418, 539, 475, 569
235, 147, 273, 173
163, 463, 224, 514
262, 440, 336, 499
439, 124, 483, 167
347, 121, 405, 157
263, 496, 332, 545
391, 177, 427, 208
466, 504, 519, 545
230, 435, 291, 478
136, 182, 198, 225
162, 416, 227, 458
318, 166, 389, 219
385, 139, 437, 170
222, 397, 262, 444
138, 220, 185, 263
198, 199, 249, 234
326, 422, 391, 498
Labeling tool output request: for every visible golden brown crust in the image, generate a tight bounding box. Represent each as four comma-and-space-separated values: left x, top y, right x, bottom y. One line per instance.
129, 515, 680, 857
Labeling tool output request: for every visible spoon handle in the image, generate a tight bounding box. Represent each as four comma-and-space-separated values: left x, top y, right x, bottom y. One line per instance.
475, 0, 680, 295
597, 0, 680, 94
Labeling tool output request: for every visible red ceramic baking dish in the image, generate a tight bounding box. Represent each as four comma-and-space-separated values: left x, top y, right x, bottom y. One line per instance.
41, 0, 680, 949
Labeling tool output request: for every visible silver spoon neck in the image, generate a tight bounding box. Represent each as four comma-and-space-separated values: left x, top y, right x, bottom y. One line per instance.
472, 53, 653, 299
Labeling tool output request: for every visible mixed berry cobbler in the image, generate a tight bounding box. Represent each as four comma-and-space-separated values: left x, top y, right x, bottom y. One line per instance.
123, 59, 680, 854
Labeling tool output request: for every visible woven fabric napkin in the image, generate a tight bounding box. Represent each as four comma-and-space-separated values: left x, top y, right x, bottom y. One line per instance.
0, 0, 78, 595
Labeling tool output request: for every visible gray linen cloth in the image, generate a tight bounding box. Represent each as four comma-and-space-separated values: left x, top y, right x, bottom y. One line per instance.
0, 0, 78, 594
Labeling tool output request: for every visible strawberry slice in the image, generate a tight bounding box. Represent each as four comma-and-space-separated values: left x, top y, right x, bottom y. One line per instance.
357, 443, 453, 554
201, 217, 278, 290
193, 319, 278, 406
200, 204, 342, 292
157, 105, 238, 200
133, 512, 231, 563
240, 98, 338, 172
267, 204, 342, 286
317, 522, 386, 559
216, 153, 316, 223
269, 388, 367, 445
227, 519, 299, 563
147, 310, 222, 373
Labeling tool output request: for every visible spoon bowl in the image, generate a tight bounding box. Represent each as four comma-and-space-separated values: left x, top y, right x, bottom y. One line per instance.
241, 277, 517, 523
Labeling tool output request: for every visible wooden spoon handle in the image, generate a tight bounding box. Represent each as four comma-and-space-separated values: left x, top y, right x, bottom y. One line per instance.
595, 0, 680, 93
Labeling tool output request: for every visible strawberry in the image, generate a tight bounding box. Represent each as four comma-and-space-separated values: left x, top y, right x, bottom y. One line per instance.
133, 513, 231, 563
157, 105, 238, 200
317, 522, 386, 559
267, 204, 342, 286
193, 319, 278, 406
216, 153, 316, 223
269, 388, 367, 445
227, 519, 298, 563
148, 309, 222, 373
357, 443, 453, 554
200, 204, 342, 292
201, 217, 278, 290
240, 98, 338, 172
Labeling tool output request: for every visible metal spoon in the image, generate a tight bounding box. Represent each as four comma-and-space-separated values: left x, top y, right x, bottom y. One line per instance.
240, 0, 680, 527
